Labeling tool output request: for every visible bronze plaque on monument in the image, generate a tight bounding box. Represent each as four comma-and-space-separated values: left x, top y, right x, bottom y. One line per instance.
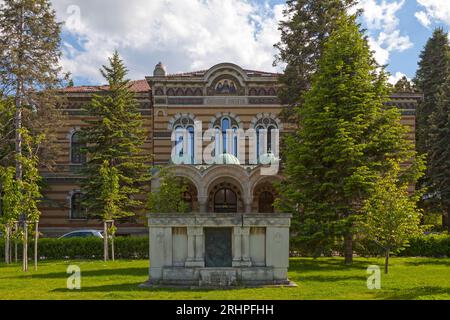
205, 228, 232, 267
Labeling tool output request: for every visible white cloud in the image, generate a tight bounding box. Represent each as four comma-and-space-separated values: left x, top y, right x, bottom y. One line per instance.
50, 0, 285, 83
358, 0, 412, 65
415, 11, 431, 28
415, 0, 450, 27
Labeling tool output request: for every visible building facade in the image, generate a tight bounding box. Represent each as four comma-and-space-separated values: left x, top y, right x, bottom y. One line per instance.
38, 62, 422, 237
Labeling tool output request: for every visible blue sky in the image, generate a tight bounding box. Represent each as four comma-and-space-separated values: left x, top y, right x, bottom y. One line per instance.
48, 0, 450, 85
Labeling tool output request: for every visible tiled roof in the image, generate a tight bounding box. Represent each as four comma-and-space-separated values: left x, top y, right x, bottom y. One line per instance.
62, 80, 150, 93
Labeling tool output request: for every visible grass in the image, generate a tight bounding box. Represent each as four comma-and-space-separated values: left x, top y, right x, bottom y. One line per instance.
0, 257, 449, 300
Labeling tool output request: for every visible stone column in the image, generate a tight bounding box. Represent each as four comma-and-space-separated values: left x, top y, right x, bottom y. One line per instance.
185, 227, 205, 267
232, 226, 242, 266
232, 226, 252, 267
244, 201, 253, 213
241, 227, 252, 266
198, 196, 208, 213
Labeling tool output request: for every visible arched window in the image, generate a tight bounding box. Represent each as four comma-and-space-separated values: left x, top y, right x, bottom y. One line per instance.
258, 191, 274, 213
70, 192, 87, 219
214, 188, 237, 213
173, 116, 195, 164
71, 131, 86, 164
213, 116, 239, 157
255, 117, 278, 160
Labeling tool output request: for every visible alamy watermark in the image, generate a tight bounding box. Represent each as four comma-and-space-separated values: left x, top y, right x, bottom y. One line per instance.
366, 265, 381, 290
67, 265, 81, 290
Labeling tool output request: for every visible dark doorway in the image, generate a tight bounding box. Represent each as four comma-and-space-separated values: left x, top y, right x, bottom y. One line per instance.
205, 228, 232, 267
214, 188, 237, 213
258, 191, 274, 213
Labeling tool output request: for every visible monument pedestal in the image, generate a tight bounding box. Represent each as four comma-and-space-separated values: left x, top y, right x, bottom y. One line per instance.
142, 213, 294, 288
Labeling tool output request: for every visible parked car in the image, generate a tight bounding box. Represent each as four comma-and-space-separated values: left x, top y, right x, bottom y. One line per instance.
59, 230, 103, 239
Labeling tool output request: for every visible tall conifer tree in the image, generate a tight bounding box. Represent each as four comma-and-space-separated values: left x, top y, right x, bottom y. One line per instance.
274, 0, 358, 120
414, 29, 450, 229
415, 28, 450, 155
428, 78, 450, 233
277, 15, 420, 265
81, 51, 151, 221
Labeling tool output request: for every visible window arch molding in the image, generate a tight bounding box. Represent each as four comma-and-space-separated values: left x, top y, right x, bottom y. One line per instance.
250, 113, 283, 131
168, 113, 197, 131
208, 112, 243, 130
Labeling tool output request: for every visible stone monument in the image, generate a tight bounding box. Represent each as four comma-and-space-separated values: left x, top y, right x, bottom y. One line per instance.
141, 213, 294, 287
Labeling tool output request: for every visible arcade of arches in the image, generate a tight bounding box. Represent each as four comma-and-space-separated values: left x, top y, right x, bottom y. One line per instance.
172, 165, 281, 214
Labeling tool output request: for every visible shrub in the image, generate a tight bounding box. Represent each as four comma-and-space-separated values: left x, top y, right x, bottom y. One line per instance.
397, 234, 450, 258
0, 236, 149, 260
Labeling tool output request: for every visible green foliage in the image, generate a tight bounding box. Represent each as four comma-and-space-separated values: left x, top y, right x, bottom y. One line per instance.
0, 0, 62, 93
0, 127, 43, 227
18, 128, 43, 222
398, 234, 450, 258
147, 168, 189, 214
98, 160, 126, 221
415, 28, 450, 156
394, 76, 416, 93
274, 0, 358, 119
0, 167, 22, 227
358, 161, 424, 255
0, 236, 149, 260
427, 77, 450, 229
276, 16, 419, 254
81, 51, 151, 218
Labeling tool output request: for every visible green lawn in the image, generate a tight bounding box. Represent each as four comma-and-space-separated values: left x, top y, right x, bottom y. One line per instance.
0, 257, 449, 300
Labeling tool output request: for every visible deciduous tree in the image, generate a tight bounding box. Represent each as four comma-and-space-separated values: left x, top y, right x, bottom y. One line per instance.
359, 162, 424, 274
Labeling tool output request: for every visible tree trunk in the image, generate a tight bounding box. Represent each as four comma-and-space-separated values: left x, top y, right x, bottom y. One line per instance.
23, 221, 28, 272
34, 222, 39, 271
5, 224, 10, 264
14, 222, 18, 263
111, 220, 115, 262
344, 232, 353, 265
111, 234, 115, 262
385, 248, 390, 274
103, 221, 109, 261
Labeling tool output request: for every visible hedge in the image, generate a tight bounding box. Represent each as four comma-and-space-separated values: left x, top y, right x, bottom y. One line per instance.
0, 236, 149, 260
397, 234, 450, 258
289, 234, 450, 258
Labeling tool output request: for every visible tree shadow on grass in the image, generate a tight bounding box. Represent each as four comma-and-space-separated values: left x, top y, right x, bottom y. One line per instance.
296, 275, 367, 283
2, 267, 148, 280
402, 259, 450, 267
377, 286, 450, 300
51, 282, 246, 294
290, 258, 373, 272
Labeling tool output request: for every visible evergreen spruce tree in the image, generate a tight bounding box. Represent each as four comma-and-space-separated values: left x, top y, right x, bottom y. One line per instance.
274, 0, 358, 120
81, 51, 151, 222
415, 28, 450, 229
428, 78, 450, 233
276, 15, 420, 265
415, 28, 450, 155
394, 76, 415, 93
